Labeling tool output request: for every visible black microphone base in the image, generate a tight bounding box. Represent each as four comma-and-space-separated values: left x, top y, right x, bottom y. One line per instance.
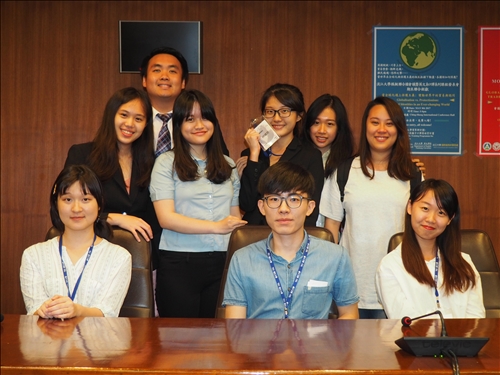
395, 336, 489, 357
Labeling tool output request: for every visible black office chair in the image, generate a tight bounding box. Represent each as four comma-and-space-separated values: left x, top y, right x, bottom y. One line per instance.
216, 225, 337, 319
387, 229, 500, 318
45, 226, 154, 318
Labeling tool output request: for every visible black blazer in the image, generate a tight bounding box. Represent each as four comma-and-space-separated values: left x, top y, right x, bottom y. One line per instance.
64, 142, 161, 267
239, 137, 324, 226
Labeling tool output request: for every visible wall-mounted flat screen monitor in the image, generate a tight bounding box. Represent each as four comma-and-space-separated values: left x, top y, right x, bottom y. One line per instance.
119, 21, 202, 74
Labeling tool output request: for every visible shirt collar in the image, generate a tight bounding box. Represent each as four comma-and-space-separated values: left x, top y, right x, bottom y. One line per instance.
265, 229, 309, 259
152, 106, 172, 118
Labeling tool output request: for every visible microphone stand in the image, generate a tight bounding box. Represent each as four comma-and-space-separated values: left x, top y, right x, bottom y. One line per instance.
401, 310, 447, 336
395, 310, 488, 357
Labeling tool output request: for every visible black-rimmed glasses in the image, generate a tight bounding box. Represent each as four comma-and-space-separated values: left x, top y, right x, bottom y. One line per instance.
263, 108, 293, 119
262, 194, 311, 209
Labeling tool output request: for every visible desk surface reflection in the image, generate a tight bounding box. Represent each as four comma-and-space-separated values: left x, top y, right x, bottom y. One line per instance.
1, 314, 499, 374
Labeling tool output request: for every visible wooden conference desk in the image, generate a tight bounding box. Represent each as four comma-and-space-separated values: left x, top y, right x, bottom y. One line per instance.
1, 314, 499, 375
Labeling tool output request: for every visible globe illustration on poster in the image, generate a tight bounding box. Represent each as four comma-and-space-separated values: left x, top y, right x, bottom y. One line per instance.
399, 32, 437, 70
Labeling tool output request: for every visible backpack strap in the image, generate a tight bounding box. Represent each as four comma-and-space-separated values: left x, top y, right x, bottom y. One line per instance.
336, 156, 355, 203
335, 156, 355, 240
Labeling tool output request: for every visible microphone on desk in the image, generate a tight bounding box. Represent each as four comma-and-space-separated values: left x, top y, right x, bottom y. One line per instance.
401, 310, 448, 337
394, 310, 489, 357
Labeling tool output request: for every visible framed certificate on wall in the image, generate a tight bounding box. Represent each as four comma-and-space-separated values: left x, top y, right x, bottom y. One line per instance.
373, 26, 464, 156
477, 26, 500, 156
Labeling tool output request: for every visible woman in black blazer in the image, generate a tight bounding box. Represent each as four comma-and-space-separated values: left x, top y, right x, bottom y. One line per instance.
64, 87, 160, 264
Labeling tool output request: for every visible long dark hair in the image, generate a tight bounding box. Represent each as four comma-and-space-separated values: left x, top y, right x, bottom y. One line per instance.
172, 89, 233, 184
401, 179, 476, 294
358, 96, 414, 180
50, 165, 112, 239
89, 87, 154, 187
303, 94, 354, 178
259, 83, 305, 138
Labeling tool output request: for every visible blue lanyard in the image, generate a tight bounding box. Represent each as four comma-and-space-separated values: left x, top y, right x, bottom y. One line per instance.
266, 234, 310, 319
263, 147, 283, 158
434, 250, 441, 309
267, 319, 304, 354
59, 234, 96, 301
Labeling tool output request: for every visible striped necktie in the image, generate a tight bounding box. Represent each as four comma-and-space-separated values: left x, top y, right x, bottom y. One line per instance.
156, 113, 173, 157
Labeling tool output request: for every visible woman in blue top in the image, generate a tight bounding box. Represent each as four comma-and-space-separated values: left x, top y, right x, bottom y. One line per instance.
150, 89, 247, 318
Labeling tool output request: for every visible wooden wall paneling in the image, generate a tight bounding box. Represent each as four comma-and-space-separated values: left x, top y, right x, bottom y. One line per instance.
1, 1, 499, 314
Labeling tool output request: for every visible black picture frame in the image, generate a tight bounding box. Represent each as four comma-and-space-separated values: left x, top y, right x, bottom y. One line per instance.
119, 21, 202, 74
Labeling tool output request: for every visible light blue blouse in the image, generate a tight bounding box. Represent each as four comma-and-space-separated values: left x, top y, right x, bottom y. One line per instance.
150, 151, 240, 253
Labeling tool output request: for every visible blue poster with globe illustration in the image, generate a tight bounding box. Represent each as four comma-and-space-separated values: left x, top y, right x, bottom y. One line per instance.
373, 26, 463, 155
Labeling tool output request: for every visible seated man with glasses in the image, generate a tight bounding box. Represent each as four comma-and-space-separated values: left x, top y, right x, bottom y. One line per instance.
223, 162, 359, 319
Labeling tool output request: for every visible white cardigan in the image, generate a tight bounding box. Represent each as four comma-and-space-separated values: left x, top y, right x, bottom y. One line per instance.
376, 244, 485, 319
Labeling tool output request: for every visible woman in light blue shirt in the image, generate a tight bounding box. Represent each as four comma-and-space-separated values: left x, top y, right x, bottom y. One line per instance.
150, 89, 247, 318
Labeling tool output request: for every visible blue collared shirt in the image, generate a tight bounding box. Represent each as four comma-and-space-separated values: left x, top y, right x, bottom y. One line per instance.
223, 231, 359, 319
150, 151, 240, 252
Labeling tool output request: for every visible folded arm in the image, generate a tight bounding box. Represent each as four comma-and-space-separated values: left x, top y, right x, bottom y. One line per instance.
153, 200, 246, 235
